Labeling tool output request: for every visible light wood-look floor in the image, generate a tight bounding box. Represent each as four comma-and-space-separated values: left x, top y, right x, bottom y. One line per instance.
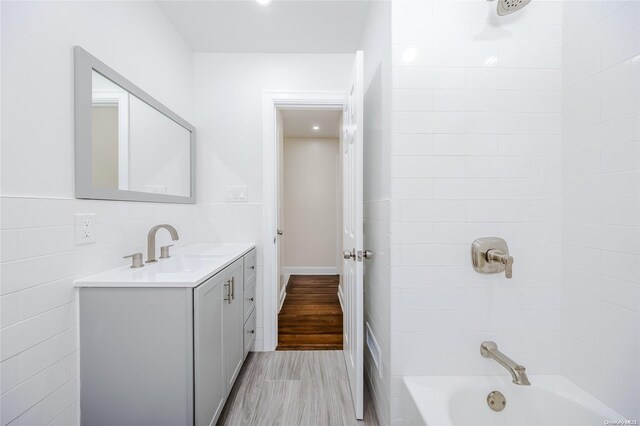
217, 351, 379, 426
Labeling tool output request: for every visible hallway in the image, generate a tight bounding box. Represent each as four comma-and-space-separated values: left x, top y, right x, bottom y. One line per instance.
277, 275, 343, 350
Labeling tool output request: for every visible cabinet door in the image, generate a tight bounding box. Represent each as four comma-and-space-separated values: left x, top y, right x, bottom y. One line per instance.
194, 275, 225, 426
223, 259, 244, 393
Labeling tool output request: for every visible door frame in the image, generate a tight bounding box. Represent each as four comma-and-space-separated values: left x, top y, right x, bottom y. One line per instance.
262, 91, 346, 351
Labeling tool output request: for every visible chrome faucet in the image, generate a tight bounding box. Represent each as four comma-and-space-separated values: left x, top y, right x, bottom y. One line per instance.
146, 224, 179, 263
481, 341, 530, 386
471, 237, 514, 279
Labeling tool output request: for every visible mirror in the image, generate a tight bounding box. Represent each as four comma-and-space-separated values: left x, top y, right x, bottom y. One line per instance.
75, 47, 195, 203
91, 72, 192, 197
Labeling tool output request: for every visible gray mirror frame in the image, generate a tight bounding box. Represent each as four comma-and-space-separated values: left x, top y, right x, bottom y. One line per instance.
74, 46, 196, 204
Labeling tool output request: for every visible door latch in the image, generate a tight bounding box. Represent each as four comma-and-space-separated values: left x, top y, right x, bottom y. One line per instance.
343, 248, 356, 260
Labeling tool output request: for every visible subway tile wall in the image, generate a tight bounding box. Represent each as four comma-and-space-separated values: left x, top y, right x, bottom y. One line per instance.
195, 203, 264, 350
364, 200, 391, 426
390, 1, 563, 423
562, 1, 640, 419
360, 1, 392, 422
0, 202, 261, 424
0, 198, 196, 425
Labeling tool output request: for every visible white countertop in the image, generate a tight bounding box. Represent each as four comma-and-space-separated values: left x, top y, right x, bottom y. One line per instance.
75, 242, 256, 288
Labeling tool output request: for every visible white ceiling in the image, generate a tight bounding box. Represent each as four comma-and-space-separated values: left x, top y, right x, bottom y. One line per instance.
282, 109, 341, 138
157, 1, 372, 53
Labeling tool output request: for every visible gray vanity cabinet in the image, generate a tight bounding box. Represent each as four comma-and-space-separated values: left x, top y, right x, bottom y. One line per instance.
79, 287, 195, 426
222, 259, 244, 394
243, 250, 257, 359
194, 271, 225, 426
79, 250, 256, 426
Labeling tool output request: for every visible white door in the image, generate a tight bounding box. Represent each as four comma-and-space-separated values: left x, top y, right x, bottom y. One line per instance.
342, 50, 364, 420
276, 110, 285, 324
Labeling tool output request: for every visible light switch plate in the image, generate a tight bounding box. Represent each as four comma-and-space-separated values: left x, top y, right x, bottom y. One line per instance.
75, 213, 96, 244
225, 186, 248, 203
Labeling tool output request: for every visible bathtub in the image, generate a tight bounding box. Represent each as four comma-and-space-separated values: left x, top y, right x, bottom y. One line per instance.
402, 375, 628, 426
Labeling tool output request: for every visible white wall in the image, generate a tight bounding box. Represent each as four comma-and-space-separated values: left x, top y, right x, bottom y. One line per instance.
0, 2, 195, 425
193, 53, 353, 205
390, 0, 563, 423
359, 1, 392, 425
283, 138, 340, 272
561, 1, 640, 419
193, 53, 353, 351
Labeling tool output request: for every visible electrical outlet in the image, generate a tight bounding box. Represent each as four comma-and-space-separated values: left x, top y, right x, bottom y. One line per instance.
75, 214, 96, 245
225, 186, 248, 203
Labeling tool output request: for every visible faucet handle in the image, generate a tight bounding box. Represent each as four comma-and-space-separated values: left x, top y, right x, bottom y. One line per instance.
124, 253, 144, 268
504, 255, 513, 279
160, 244, 174, 259
472, 237, 515, 279
486, 249, 514, 279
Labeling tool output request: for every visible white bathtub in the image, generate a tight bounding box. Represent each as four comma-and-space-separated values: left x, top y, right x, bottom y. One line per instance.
402, 375, 628, 426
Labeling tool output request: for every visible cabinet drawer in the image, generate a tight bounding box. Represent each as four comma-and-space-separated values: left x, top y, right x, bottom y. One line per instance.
243, 309, 256, 360
243, 274, 256, 324
244, 249, 256, 284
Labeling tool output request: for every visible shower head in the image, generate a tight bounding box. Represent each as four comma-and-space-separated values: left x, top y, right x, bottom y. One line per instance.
495, 0, 531, 16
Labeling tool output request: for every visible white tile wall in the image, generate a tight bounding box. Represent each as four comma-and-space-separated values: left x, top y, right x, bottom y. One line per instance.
0, 2, 196, 424
0, 198, 196, 425
360, 2, 393, 422
391, 1, 563, 423
364, 200, 391, 426
195, 203, 264, 350
562, 1, 640, 419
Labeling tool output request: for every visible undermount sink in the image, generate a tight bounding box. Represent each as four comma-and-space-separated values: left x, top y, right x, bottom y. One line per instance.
186, 254, 228, 259
74, 243, 256, 288
145, 254, 226, 274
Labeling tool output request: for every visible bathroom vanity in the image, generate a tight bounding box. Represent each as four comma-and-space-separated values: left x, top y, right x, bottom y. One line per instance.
75, 243, 256, 426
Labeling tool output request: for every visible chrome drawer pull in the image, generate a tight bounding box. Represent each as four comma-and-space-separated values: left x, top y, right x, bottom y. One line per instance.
224, 280, 231, 304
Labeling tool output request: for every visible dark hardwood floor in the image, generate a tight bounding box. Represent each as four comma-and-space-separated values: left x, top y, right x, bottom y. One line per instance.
277, 275, 343, 350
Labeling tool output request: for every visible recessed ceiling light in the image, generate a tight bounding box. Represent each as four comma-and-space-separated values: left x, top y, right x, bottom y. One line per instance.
312, 126, 320, 131
255, 0, 272, 6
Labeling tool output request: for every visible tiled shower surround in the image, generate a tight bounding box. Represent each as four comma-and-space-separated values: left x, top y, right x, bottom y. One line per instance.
561, 0, 640, 418
388, 0, 639, 422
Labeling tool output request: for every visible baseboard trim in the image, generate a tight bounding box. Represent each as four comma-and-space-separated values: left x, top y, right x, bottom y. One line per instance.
283, 266, 339, 287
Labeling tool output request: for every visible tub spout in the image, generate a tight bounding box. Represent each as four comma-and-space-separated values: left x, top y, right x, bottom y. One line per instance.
481, 341, 531, 386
